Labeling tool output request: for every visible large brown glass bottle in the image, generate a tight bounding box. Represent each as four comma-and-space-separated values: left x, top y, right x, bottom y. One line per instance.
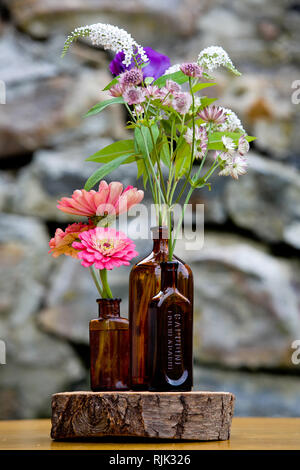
89, 298, 129, 391
129, 226, 193, 390
148, 261, 193, 391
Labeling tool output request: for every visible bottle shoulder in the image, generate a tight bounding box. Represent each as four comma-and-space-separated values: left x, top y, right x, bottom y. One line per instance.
150, 288, 190, 308
90, 316, 129, 330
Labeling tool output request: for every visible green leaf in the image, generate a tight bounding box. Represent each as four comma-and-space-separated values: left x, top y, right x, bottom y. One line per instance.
199, 97, 217, 108
85, 140, 135, 163
144, 77, 154, 85
84, 154, 130, 190
153, 70, 189, 88
102, 77, 119, 91
134, 126, 153, 157
160, 139, 171, 168
208, 132, 256, 150
84, 97, 125, 117
174, 141, 191, 179
136, 159, 148, 188
192, 82, 216, 93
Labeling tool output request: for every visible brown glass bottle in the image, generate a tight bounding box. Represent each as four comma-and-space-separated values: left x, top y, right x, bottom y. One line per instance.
89, 298, 129, 391
148, 261, 193, 391
129, 226, 193, 390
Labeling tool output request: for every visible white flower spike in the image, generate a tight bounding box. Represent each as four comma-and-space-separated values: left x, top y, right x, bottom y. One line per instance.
197, 46, 241, 76
62, 23, 148, 67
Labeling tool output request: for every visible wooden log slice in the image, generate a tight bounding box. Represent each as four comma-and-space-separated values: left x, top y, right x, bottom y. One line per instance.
51, 391, 235, 441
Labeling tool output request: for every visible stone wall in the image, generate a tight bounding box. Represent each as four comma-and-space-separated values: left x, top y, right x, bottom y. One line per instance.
0, 0, 300, 418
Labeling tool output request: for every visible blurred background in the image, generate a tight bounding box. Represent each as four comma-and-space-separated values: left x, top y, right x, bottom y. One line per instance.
0, 0, 300, 420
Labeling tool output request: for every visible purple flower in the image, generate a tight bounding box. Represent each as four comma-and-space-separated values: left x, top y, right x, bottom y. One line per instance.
109, 47, 170, 81
180, 62, 203, 78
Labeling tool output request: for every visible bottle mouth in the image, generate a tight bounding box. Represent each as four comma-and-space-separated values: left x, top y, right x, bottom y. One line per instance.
151, 226, 169, 239
96, 298, 121, 304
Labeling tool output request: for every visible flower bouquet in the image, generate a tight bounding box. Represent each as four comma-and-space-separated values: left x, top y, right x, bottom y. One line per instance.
50, 22, 255, 393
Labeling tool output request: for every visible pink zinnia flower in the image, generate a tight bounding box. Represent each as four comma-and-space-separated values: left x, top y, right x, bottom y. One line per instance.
172, 92, 192, 115
119, 68, 143, 87
123, 86, 146, 105
48, 222, 93, 259
57, 181, 144, 218
72, 227, 138, 270
198, 105, 226, 125
180, 62, 203, 78
109, 83, 124, 97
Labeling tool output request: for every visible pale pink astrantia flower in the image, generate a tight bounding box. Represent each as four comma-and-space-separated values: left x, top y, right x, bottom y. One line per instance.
119, 67, 143, 87
165, 80, 181, 94
238, 134, 250, 156
198, 105, 226, 125
184, 126, 208, 159
109, 83, 124, 97
145, 85, 160, 99
48, 222, 94, 259
219, 156, 248, 180
123, 86, 146, 105
72, 227, 138, 270
172, 92, 192, 115
57, 181, 144, 218
180, 62, 203, 78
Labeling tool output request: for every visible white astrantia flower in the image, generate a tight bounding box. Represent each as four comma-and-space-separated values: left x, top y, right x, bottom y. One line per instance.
218, 107, 246, 133
62, 23, 148, 66
164, 64, 181, 75
222, 136, 236, 155
197, 46, 241, 76
219, 156, 248, 180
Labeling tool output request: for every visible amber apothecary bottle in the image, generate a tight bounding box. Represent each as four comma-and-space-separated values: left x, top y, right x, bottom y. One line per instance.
129, 226, 193, 390
89, 298, 129, 391
148, 261, 193, 391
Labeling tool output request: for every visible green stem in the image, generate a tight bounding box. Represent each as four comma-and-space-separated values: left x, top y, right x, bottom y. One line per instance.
89, 266, 103, 297
100, 269, 113, 299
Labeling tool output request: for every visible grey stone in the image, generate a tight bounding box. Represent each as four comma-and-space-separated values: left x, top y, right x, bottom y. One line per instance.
176, 231, 300, 369
38, 257, 133, 344
12, 139, 141, 221
194, 366, 300, 417
4, 0, 201, 40
0, 64, 124, 158
0, 318, 85, 419
226, 153, 300, 246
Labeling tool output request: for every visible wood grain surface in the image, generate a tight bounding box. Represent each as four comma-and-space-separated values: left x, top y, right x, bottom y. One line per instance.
51, 391, 235, 441
1, 418, 300, 450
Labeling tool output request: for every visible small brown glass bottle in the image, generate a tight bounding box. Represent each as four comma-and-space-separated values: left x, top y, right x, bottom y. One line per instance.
129, 226, 193, 390
148, 261, 193, 392
89, 298, 129, 391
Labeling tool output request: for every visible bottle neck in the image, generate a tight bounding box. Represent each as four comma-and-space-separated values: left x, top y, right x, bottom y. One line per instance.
160, 262, 178, 291
97, 298, 121, 318
151, 226, 169, 254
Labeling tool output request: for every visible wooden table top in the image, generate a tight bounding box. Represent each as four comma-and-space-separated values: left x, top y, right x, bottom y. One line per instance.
0, 418, 299, 450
